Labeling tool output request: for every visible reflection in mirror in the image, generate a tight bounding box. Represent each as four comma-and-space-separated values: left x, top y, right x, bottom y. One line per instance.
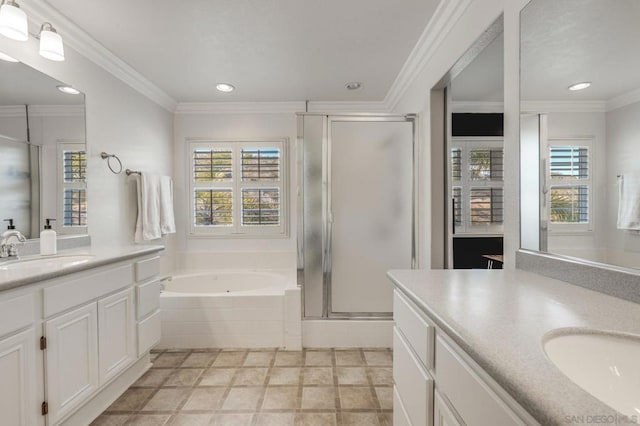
0, 60, 87, 239
520, 0, 640, 270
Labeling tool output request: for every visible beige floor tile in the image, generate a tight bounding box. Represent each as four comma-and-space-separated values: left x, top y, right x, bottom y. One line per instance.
153, 353, 189, 368
212, 351, 246, 367
268, 367, 300, 385
379, 412, 393, 426
302, 367, 334, 385
150, 352, 162, 361
375, 387, 393, 409
106, 388, 155, 412
301, 387, 336, 409
199, 368, 236, 386
243, 351, 275, 366
274, 351, 304, 366
336, 367, 368, 385
296, 412, 337, 426
141, 388, 191, 411
170, 413, 213, 426
232, 367, 268, 386
221, 387, 264, 410
181, 352, 217, 368
335, 351, 364, 366
340, 412, 381, 426
254, 412, 296, 426
90, 414, 130, 425
367, 367, 393, 385
128, 414, 172, 426
182, 387, 226, 411
262, 386, 299, 410
209, 413, 253, 426
304, 351, 333, 366
363, 351, 392, 366
134, 369, 174, 387
339, 387, 376, 409
164, 369, 203, 387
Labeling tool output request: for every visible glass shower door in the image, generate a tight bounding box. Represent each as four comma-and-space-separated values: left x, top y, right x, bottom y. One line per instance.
328, 117, 414, 316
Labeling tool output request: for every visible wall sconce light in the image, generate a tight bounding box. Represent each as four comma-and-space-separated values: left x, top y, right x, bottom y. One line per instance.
0, 1, 65, 62
0, 0, 28, 41
39, 22, 64, 61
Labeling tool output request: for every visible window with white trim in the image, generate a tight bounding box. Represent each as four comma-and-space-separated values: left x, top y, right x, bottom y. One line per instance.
189, 140, 287, 237
451, 138, 504, 234
546, 139, 592, 232
58, 142, 87, 234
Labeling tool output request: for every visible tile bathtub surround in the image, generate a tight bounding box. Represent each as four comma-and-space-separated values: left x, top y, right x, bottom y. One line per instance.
93, 348, 393, 426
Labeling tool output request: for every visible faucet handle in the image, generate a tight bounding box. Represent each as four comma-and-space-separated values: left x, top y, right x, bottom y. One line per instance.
3, 219, 15, 230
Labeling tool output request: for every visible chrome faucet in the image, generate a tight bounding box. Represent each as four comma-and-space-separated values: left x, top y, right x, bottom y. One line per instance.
0, 230, 27, 258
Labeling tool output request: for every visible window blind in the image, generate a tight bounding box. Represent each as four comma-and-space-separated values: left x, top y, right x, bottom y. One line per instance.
194, 189, 233, 226
242, 148, 280, 181
469, 148, 503, 181
453, 187, 462, 225
470, 188, 504, 224
451, 148, 461, 180
550, 186, 589, 224
63, 189, 87, 226
550, 147, 588, 180
63, 150, 86, 183
194, 149, 232, 182
62, 150, 87, 227
242, 188, 280, 226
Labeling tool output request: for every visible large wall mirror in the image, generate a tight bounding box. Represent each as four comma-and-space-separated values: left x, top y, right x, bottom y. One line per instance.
0, 60, 87, 239
520, 0, 640, 270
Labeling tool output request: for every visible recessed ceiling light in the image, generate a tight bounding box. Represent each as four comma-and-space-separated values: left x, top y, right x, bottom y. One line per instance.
0, 51, 18, 62
346, 81, 363, 90
57, 85, 80, 95
216, 83, 235, 93
568, 82, 591, 91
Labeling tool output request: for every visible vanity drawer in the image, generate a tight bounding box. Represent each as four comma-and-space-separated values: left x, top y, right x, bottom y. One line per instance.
138, 309, 161, 356
394, 289, 435, 370
137, 280, 161, 320
435, 335, 525, 426
135, 256, 160, 282
0, 293, 35, 337
393, 326, 433, 426
44, 264, 133, 318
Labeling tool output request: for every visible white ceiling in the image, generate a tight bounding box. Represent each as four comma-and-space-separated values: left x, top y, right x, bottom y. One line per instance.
452, 0, 640, 103
46, 0, 440, 103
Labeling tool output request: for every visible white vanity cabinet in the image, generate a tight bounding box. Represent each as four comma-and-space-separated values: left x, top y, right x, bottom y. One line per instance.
0, 250, 163, 426
392, 289, 537, 426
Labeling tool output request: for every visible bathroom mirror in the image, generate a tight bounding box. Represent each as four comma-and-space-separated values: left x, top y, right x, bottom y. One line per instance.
0, 60, 87, 239
520, 0, 640, 270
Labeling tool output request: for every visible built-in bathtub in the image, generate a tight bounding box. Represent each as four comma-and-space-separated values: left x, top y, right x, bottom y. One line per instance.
157, 269, 301, 350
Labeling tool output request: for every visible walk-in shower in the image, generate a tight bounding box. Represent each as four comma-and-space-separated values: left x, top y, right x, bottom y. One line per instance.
297, 114, 418, 319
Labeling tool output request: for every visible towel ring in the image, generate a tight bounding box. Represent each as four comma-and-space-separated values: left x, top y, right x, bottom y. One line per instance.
101, 152, 123, 174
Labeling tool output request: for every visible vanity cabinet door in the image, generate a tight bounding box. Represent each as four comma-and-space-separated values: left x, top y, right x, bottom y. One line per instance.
45, 303, 99, 425
434, 390, 462, 426
98, 288, 135, 385
0, 328, 38, 426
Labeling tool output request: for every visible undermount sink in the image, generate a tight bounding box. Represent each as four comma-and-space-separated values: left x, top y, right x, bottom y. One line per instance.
543, 330, 640, 418
0, 254, 95, 271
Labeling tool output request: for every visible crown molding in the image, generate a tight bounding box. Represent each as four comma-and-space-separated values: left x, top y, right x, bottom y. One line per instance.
0, 105, 85, 117
22, 1, 177, 112
384, 0, 474, 111
520, 100, 607, 113
606, 88, 640, 112
307, 101, 390, 113
450, 101, 504, 113
175, 102, 306, 115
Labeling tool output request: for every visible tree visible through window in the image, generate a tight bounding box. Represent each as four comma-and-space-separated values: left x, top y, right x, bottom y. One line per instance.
59, 143, 87, 232
547, 144, 591, 228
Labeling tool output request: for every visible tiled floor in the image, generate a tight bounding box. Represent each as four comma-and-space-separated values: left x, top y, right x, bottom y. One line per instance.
92, 348, 393, 426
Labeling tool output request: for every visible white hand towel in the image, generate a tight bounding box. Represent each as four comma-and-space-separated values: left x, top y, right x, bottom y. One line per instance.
617, 173, 640, 230
134, 173, 162, 242
159, 175, 176, 235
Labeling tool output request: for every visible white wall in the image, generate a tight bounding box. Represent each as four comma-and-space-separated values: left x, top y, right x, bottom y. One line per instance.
1, 34, 175, 273
605, 101, 640, 261
391, 0, 531, 269
173, 113, 297, 269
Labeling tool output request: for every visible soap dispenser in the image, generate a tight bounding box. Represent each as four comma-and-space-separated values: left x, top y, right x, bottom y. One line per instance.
40, 218, 57, 256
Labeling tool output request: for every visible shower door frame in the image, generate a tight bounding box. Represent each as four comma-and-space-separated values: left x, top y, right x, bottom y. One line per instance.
298, 113, 418, 320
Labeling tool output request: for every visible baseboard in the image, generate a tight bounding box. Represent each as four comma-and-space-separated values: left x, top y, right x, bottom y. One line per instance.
302, 320, 393, 348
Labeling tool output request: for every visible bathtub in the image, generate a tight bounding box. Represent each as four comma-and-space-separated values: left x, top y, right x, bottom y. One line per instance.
157, 270, 302, 350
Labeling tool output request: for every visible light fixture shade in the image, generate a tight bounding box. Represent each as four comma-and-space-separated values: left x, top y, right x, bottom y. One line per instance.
0, 1, 29, 41
39, 24, 64, 61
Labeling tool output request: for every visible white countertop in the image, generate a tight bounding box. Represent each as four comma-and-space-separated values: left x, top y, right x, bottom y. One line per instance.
0, 245, 164, 292
387, 268, 640, 426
